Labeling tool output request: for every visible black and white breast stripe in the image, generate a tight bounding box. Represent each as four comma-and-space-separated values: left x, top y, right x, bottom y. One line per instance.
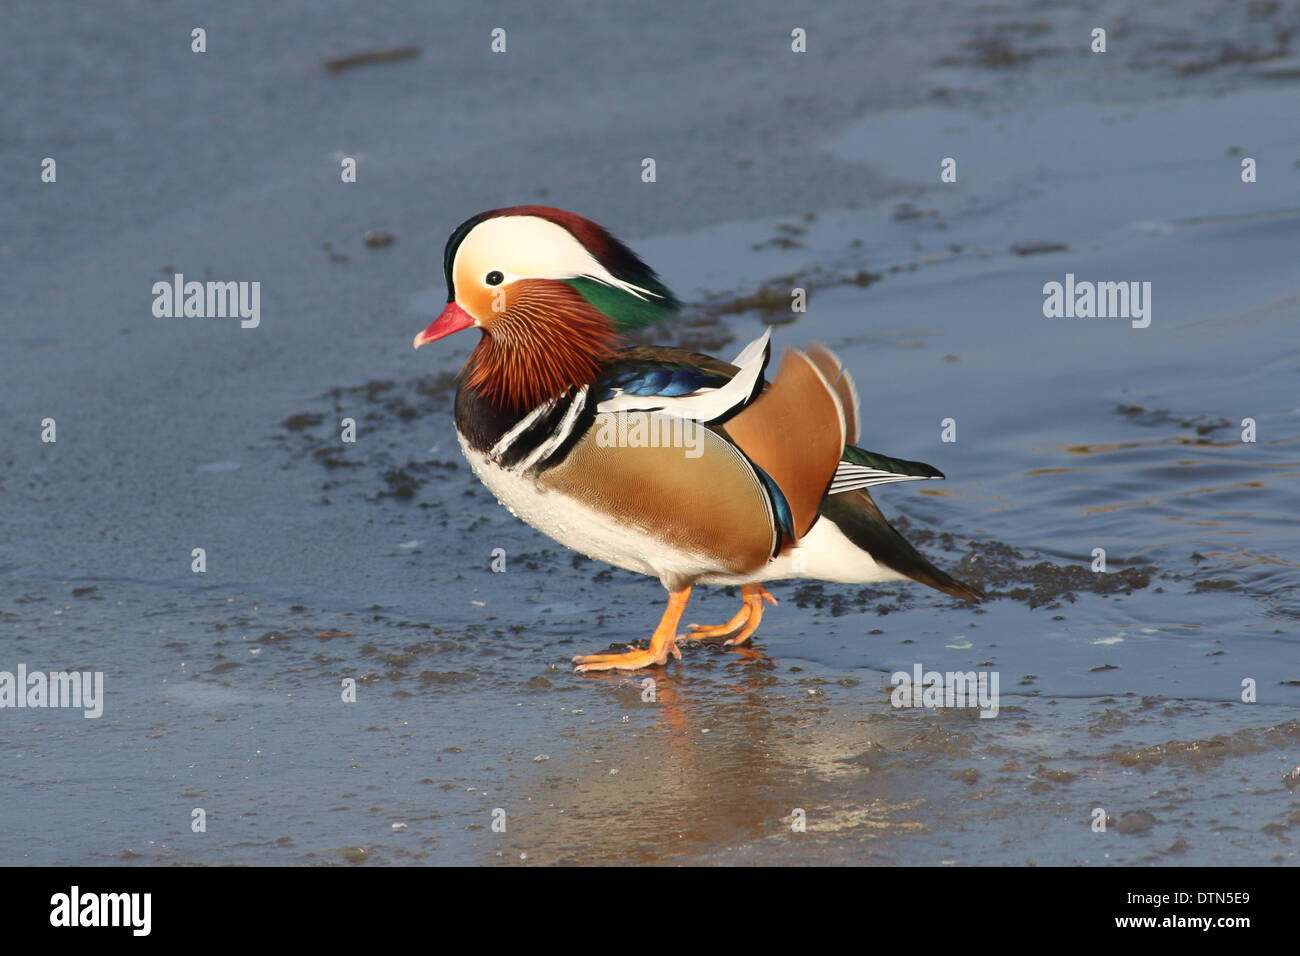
483, 386, 593, 473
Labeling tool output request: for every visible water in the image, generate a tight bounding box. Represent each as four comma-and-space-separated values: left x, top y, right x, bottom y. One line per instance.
2, 0, 1297, 865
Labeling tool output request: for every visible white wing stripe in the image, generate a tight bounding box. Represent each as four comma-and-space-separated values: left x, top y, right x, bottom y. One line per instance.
595, 328, 771, 424
729, 329, 770, 369
829, 475, 935, 492
829, 461, 941, 494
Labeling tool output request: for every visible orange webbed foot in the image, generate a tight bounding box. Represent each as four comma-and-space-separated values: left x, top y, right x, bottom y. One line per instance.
688, 583, 777, 646
572, 642, 680, 672
688, 603, 753, 640
573, 586, 691, 673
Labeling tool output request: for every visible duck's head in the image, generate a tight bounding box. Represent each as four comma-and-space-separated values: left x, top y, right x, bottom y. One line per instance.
414, 206, 680, 410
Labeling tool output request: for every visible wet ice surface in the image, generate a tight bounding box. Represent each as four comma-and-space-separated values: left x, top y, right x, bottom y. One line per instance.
4, 2, 1299, 865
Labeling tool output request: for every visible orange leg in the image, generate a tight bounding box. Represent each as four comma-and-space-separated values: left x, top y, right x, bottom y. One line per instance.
688, 583, 777, 646
573, 586, 692, 672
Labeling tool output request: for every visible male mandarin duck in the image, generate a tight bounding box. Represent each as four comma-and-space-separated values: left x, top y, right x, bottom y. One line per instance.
414, 206, 981, 672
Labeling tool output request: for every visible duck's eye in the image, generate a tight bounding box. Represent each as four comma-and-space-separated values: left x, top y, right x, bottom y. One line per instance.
485, 271, 504, 286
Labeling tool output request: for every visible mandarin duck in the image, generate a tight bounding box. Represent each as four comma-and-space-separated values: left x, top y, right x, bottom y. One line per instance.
414, 206, 981, 672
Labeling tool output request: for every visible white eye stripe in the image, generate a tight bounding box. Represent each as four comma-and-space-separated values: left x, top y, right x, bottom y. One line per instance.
455, 216, 661, 301
576, 272, 659, 301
